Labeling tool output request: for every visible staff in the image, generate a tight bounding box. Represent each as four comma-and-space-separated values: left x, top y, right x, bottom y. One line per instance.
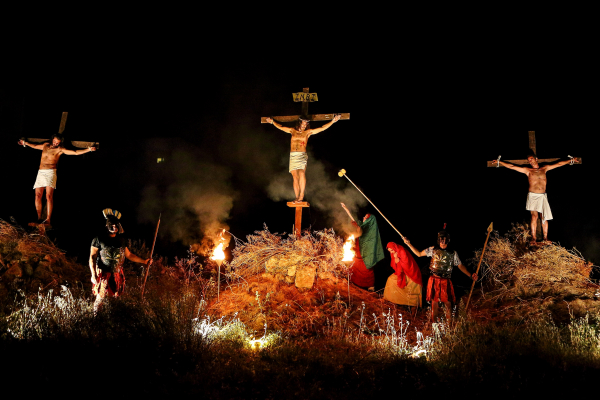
141, 214, 161, 298
465, 222, 493, 311
338, 169, 405, 239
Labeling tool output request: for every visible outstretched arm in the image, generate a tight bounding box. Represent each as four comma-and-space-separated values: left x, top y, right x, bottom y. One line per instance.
402, 237, 427, 257
545, 158, 580, 171
340, 202, 355, 222
491, 160, 530, 174
309, 114, 341, 135
18, 140, 44, 150
125, 247, 152, 266
341, 202, 363, 237
265, 118, 293, 134
458, 263, 478, 281
62, 146, 96, 155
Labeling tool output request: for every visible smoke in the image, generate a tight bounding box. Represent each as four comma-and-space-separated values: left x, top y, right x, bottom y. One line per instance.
267, 151, 367, 236
138, 139, 236, 253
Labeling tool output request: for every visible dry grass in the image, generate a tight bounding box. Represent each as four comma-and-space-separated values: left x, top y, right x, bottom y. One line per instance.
228, 225, 349, 280
471, 223, 597, 318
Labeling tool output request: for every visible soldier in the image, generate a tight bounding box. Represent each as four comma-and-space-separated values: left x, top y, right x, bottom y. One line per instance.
403, 227, 477, 323
89, 209, 151, 313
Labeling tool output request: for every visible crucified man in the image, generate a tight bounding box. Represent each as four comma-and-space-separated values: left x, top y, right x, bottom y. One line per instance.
492, 154, 580, 245
266, 114, 341, 203
18, 134, 96, 226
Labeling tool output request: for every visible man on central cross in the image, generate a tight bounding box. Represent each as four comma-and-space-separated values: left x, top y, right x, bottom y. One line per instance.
266, 114, 341, 203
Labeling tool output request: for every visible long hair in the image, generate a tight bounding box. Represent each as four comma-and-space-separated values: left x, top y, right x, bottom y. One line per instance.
296, 118, 310, 131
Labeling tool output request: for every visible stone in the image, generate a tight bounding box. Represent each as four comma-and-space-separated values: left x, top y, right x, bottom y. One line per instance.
265, 256, 280, 273
5, 264, 23, 279
317, 270, 338, 283
287, 265, 297, 277
295, 264, 317, 289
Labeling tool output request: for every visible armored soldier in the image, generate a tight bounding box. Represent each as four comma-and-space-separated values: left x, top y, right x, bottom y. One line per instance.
89, 209, 151, 313
403, 227, 477, 323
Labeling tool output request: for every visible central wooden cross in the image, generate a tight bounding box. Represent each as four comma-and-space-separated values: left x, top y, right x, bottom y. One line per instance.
262, 87, 349, 236
486, 131, 582, 167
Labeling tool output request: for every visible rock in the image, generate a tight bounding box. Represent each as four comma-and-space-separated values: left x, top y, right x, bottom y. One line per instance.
295, 264, 317, 289
317, 270, 338, 283
33, 264, 55, 281
287, 265, 296, 277
23, 263, 34, 277
265, 256, 280, 273
5, 264, 23, 279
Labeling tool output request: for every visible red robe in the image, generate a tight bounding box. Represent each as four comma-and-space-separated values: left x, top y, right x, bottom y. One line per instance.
351, 239, 375, 288
387, 242, 422, 288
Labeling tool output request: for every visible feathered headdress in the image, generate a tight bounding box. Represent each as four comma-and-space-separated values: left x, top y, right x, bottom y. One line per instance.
102, 208, 124, 234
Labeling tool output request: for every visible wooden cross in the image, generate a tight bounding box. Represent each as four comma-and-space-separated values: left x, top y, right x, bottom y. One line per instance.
486, 131, 582, 167
21, 112, 100, 149
262, 87, 349, 236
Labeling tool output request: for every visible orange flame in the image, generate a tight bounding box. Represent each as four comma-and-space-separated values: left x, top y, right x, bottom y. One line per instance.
210, 229, 226, 262
342, 235, 355, 262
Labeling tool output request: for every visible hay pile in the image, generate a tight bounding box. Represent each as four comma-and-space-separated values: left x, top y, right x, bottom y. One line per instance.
472, 223, 599, 322
0, 219, 88, 304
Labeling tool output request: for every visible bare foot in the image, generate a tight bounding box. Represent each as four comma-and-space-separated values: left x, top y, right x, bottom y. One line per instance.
529, 240, 538, 247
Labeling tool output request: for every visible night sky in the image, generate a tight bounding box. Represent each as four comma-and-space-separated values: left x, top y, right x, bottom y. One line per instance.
2, 58, 598, 288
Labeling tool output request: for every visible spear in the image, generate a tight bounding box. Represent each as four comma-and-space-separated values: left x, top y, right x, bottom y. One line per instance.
465, 222, 493, 312
338, 169, 405, 239
141, 213, 161, 298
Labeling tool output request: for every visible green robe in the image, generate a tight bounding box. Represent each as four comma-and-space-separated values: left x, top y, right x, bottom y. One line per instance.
357, 215, 385, 269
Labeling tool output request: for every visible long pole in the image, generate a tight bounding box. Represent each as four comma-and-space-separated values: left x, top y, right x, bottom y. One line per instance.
141, 213, 161, 298
338, 169, 405, 239
465, 222, 493, 312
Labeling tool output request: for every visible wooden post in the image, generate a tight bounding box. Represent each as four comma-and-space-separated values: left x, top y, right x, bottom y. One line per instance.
302, 87, 309, 117
287, 201, 309, 236
528, 130, 536, 155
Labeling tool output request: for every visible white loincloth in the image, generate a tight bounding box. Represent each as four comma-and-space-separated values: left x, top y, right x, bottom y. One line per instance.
526, 192, 553, 222
289, 152, 308, 173
33, 169, 57, 189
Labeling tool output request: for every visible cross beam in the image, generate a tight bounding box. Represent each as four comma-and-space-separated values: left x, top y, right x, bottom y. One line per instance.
261, 87, 350, 123
21, 112, 100, 149
487, 131, 581, 167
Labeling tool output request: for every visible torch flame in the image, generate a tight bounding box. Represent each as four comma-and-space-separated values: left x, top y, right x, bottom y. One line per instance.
342, 235, 355, 262
211, 243, 225, 261
210, 229, 226, 265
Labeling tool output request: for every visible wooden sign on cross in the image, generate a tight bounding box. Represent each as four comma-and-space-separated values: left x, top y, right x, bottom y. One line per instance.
21, 112, 100, 149
486, 131, 582, 167
262, 87, 349, 236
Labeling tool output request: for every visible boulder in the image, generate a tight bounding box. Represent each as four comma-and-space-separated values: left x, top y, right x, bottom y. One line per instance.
265, 256, 280, 273
295, 264, 317, 289
4, 264, 23, 279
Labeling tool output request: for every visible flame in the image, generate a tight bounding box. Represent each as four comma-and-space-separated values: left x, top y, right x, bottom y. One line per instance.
210, 229, 226, 261
211, 243, 225, 261
342, 235, 355, 261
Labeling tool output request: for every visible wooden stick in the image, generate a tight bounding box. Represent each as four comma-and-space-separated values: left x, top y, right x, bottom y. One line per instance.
465, 222, 493, 312
338, 169, 405, 239
141, 213, 161, 298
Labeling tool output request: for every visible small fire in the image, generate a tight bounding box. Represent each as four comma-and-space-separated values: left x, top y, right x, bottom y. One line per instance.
342, 235, 355, 262
210, 229, 226, 266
